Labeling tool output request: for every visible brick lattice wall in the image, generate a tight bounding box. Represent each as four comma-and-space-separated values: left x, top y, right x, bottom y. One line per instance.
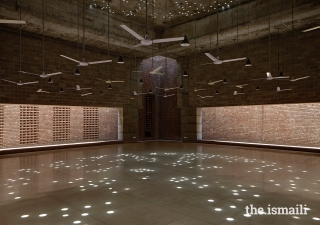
0, 104, 119, 149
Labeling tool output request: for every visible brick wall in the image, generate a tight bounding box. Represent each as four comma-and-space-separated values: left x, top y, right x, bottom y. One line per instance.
0, 30, 131, 106
0, 30, 138, 143
182, 29, 320, 141
201, 103, 320, 148
0, 103, 118, 149
138, 56, 182, 140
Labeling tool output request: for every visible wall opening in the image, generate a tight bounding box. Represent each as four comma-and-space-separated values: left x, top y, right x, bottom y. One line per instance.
199, 103, 320, 149
0, 104, 122, 151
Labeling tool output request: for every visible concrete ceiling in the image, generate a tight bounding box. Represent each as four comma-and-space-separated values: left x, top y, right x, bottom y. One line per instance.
0, 0, 320, 59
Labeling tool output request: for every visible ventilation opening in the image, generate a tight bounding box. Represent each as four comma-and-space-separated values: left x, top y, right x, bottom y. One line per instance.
145, 95, 153, 137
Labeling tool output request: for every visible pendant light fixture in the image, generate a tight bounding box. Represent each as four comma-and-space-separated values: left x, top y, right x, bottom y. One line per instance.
181, 35, 190, 47
179, 84, 183, 89
277, 28, 284, 77
117, 56, 124, 64
245, 25, 252, 66
148, 89, 153, 94
216, 90, 219, 94
75, 0, 81, 75
139, 78, 143, 84
180, 1, 190, 47
108, 84, 112, 89
256, 86, 260, 90
59, 87, 64, 92
48, 77, 52, 83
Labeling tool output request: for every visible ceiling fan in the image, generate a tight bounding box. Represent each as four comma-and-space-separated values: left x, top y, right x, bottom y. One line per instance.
193, 87, 206, 92
96, 78, 124, 84
204, 0, 246, 65
149, 66, 163, 75
60, 0, 111, 66
253, 72, 290, 81
133, 91, 147, 96
290, 76, 309, 82
0, 19, 26, 24
120, 0, 184, 48
67, 85, 91, 91
197, 95, 214, 98
196, 79, 223, 86
60, 55, 111, 66
1, 2, 39, 86
236, 84, 248, 88
19, 71, 62, 78
30, 0, 62, 80
120, 25, 184, 48
276, 86, 291, 92
233, 91, 245, 96
37, 89, 50, 93
155, 93, 175, 98
204, 53, 246, 65
1, 79, 38, 86
155, 86, 178, 92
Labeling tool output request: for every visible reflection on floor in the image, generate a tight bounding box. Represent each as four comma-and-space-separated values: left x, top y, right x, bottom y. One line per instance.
0, 142, 319, 225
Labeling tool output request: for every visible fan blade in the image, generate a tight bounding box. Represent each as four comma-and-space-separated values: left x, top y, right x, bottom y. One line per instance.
166, 94, 175, 97
60, 55, 80, 63
96, 78, 107, 82
120, 25, 144, 40
19, 71, 39, 76
205, 53, 219, 62
1, 79, 17, 84
252, 78, 267, 80
152, 37, 184, 43
201, 63, 214, 66
196, 82, 207, 84
209, 80, 223, 85
81, 93, 92, 96
168, 87, 178, 90
222, 57, 246, 63
273, 76, 290, 79
23, 81, 39, 85
155, 86, 164, 90
46, 72, 62, 76
151, 66, 163, 73
132, 43, 142, 48
0, 19, 26, 24
88, 60, 112, 65
290, 76, 309, 81
110, 81, 124, 83
197, 89, 206, 91
80, 88, 92, 90
236, 84, 248, 88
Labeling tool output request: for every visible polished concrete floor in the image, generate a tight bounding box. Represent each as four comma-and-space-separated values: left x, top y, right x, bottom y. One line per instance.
0, 142, 319, 225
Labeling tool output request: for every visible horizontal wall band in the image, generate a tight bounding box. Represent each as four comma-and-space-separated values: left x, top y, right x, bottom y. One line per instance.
0, 140, 123, 156
197, 140, 320, 154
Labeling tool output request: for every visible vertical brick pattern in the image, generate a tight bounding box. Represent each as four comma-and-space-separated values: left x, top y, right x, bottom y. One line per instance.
201, 103, 320, 148
19, 106, 39, 145
53, 107, 71, 142
0, 105, 3, 146
39, 105, 53, 144
0, 104, 118, 149
83, 107, 99, 140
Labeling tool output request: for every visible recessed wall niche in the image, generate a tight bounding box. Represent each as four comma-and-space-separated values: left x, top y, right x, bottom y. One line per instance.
1, 104, 121, 150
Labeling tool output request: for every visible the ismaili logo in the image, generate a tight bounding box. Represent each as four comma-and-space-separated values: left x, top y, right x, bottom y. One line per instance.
245, 204, 308, 215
